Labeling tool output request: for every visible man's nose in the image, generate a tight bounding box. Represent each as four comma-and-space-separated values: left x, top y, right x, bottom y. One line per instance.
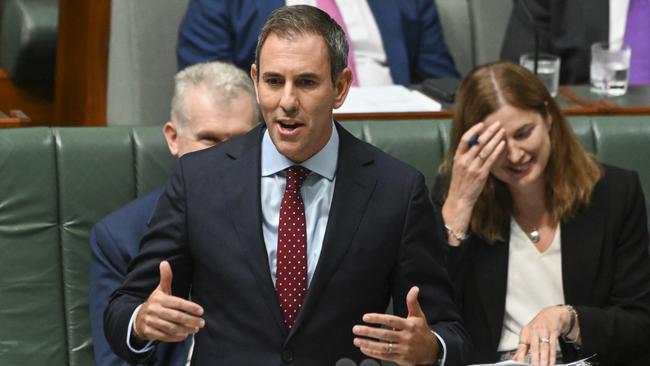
280, 84, 299, 115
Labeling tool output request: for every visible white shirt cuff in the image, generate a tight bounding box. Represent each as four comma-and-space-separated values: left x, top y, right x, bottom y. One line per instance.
432, 330, 448, 366
127, 304, 155, 353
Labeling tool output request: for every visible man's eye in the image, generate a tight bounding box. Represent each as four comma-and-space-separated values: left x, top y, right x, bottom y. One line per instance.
265, 78, 282, 86
298, 79, 317, 87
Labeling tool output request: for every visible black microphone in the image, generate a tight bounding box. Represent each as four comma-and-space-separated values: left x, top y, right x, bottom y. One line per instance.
334, 358, 357, 366
518, 0, 540, 75
359, 359, 381, 366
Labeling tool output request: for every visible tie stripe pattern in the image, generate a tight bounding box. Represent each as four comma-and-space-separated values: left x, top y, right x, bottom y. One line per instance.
276, 166, 310, 329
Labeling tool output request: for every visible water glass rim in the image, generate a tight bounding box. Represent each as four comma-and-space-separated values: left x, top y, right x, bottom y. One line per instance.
520, 52, 560, 62
591, 41, 630, 52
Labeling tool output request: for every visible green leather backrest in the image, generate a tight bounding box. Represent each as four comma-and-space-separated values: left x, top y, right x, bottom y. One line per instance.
0, 128, 67, 365
0, 117, 648, 365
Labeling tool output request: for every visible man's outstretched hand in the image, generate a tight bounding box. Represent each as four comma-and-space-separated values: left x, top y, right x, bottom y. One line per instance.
133, 261, 205, 342
352, 286, 440, 366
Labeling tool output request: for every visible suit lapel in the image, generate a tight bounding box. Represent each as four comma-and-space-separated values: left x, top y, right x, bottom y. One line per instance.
561, 203, 605, 305
289, 124, 377, 338
223, 126, 287, 335
472, 223, 510, 348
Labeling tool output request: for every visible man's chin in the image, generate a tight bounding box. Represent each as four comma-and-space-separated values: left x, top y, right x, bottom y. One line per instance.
273, 141, 308, 163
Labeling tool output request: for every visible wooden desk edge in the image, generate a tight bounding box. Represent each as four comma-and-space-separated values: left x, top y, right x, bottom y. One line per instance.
0, 118, 28, 127
335, 111, 452, 120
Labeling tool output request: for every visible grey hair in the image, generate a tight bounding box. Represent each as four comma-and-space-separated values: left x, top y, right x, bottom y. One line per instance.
171, 61, 259, 129
255, 5, 348, 84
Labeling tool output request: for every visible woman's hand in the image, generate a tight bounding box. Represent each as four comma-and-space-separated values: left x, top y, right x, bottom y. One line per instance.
442, 121, 505, 245
513, 305, 574, 366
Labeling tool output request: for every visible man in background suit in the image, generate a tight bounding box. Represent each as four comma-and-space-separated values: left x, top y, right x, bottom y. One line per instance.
501, 0, 649, 85
105, 5, 470, 365
176, 0, 459, 86
89, 61, 259, 366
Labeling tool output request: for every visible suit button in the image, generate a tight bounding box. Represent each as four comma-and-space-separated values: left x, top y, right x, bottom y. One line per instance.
281, 349, 294, 362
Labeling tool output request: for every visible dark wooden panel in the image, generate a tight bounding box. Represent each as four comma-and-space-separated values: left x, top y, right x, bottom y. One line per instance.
53, 0, 111, 126
0, 68, 53, 125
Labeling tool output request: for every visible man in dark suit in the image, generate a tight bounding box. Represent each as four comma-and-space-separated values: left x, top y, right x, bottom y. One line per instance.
176, 0, 459, 86
105, 5, 469, 365
500, 0, 609, 84
89, 61, 259, 366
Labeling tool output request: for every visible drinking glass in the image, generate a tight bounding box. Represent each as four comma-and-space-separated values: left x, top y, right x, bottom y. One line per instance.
590, 42, 631, 96
520, 53, 561, 97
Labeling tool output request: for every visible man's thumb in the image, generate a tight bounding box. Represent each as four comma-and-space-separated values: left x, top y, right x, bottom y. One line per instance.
158, 260, 173, 295
406, 286, 425, 318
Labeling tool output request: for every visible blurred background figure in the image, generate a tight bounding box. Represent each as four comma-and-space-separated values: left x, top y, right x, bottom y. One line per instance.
176, 0, 459, 86
89, 61, 258, 366
436, 61, 650, 366
501, 0, 650, 85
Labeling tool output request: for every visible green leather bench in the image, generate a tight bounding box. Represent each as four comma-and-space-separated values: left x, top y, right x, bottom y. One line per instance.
1, 117, 649, 365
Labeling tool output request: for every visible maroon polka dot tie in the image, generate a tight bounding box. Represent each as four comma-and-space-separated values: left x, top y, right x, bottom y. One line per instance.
276, 166, 310, 330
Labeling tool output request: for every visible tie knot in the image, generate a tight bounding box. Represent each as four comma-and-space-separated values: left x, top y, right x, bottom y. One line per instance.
286, 166, 310, 191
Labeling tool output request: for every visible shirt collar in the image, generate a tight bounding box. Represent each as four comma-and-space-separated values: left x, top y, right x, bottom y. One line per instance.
261, 122, 338, 181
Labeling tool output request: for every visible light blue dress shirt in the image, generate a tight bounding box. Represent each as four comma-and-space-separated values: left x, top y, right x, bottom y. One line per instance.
261, 124, 338, 287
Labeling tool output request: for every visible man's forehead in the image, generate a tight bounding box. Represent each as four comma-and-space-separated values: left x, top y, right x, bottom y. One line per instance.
258, 31, 326, 58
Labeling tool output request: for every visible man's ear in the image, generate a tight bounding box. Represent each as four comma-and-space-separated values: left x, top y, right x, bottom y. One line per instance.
250, 64, 261, 104
163, 122, 180, 157
333, 67, 353, 109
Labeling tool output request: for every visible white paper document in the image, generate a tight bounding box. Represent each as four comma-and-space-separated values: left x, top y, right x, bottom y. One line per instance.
335, 85, 441, 114
469, 356, 593, 366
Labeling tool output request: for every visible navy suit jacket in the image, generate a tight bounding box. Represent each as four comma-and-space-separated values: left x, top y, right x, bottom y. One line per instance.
104, 123, 471, 365
176, 0, 459, 85
440, 166, 650, 365
90, 189, 191, 366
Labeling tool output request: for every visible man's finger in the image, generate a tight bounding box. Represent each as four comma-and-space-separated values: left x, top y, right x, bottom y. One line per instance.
352, 325, 399, 343
156, 293, 204, 317
140, 323, 190, 343
362, 313, 407, 330
406, 286, 425, 318
144, 312, 201, 337
158, 260, 173, 295
155, 304, 205, 330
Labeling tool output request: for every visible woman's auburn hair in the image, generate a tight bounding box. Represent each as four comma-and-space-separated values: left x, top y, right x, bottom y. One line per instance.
439, 62, 602, 243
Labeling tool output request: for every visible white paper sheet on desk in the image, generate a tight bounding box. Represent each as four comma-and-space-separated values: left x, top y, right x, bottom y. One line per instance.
335, 85, 441, 114
469, 356, 593, 366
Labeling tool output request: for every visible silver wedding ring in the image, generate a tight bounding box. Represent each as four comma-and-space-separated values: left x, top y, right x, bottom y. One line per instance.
387, 342, 394, 354
540, 337, 550, 343
478, 154, 486, 162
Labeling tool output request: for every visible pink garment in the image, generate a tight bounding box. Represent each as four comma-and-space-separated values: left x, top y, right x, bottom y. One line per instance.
317, 0, 359, 85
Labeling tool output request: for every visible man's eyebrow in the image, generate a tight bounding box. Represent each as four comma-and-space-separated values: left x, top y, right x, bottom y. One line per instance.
296, 72, 320, 79
261, 71, 322, 79
261, 71, 282, 78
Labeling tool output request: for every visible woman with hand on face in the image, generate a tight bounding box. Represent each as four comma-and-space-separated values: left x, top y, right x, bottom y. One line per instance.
436, 62, 650, 366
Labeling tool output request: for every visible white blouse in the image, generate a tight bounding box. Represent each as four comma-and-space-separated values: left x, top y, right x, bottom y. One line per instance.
497, 219, 565, 351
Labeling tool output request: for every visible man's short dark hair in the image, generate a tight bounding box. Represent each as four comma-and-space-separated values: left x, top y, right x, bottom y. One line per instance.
255, 5, 348, 84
